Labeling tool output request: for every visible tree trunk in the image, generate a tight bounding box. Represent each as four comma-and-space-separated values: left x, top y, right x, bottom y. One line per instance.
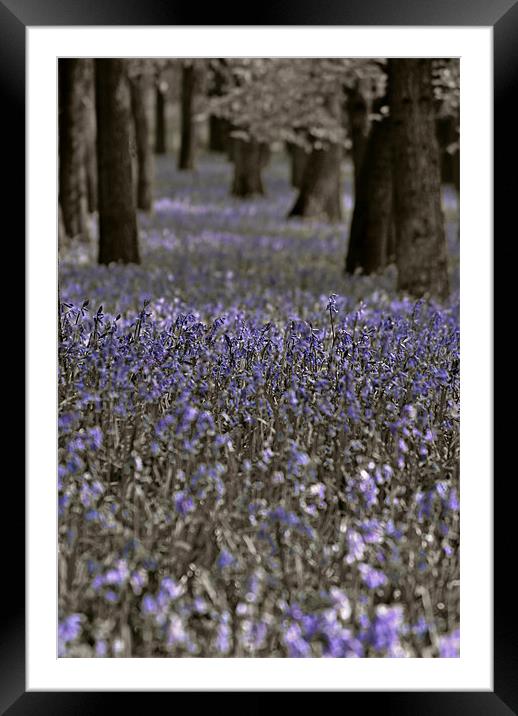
178, 64, 197, 170
452, 150, 460, 196
288, 88, 343, 222
287, 143, 308, 189
231, 137, 265, 197
209, 115, 229, 152
154, 80, 167, 154
386, 218, 397, 265
345, 111, 393, 274
95, 59, 139, 265
83, 60, 97, 213
58, 59, 89, 241
58, 203, 67, 249
84, 105, 97, 213
345, 82, 370, 194
389, 59, 449, 300
288, 143, 342, 221
207, 60, 229, 152
130, 73, 153, 211
226, 130, 237, 163
436, 113, 460, 191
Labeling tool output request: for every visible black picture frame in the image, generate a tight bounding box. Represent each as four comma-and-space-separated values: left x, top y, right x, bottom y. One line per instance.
7, 0, 506, 712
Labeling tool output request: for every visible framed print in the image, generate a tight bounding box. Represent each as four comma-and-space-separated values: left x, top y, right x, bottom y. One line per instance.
5, 0, 508, 711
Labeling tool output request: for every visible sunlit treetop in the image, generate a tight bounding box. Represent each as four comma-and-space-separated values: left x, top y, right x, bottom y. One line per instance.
206, 58, 387, 149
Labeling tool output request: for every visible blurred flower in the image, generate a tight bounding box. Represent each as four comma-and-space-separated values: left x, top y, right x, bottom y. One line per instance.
439, 629, 460, 658
217, 550, 235, 569
359, 564, 388, 589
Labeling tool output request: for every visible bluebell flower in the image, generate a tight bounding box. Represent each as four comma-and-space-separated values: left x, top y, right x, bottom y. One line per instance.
326, 294, 338, 314
161, 577, 183, 599
359, 564, 388, 589
215, 613, 231, 655
439, 629, 460, 657
217, 550, 235, 569
95, 640, 108, 657
174, 491, 194, 516
58, 614, 82, 644
58, 156, 459, 658
366, 605, 404, 656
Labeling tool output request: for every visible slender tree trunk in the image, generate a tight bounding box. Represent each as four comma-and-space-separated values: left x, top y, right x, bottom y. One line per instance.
345, 82, 370, 194
436, 113, 460, 191
154, 80, 167, 154
231, 137, 265, 197
452, 150, 460, 196
292, 146, 308, 190
389, 59, 449, 300
226, 129, 237, 162
209, 116, 229, 152
345, 111, 393, 274
288, 143, 342, 221
287, 143, 308, 189
288, 90, 343, 221
447, 116, 460, 196
130, 73, 153, 211
58, 59, 89, 241
83, 60, 97, 214
208, 60, 229, 152
178, 64, 197, 170
85, 107, 97, 213
95, 59, 139, 265
436, 115, 453, 183
58, 203, 67, 249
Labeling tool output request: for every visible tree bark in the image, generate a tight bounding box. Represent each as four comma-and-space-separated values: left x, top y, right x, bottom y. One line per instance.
288, 143, 342, 221
231, 137, 265, 197
226, 128, 237, 163
386, 218, 397, 265
389, 59, 449, 300
207, 60, 229, 152
84, 106, 97, 213
58, 203, 67, 249
83, 60, 97, 214
452, 150, 460, 196
95, 59, 140, 265
154, 80, 167, 154
287, 143, 308, 189
436, 113, 460, 191
345, 82, 370, 195
209, 115, 229, 152
130, 72, 153, 211
345, 111, 393, 274
178, 64, 197, 170
288, 89, 343, 222
58, 59, 89, 241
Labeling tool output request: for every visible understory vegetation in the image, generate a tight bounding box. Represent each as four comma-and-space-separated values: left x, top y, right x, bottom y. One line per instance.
58, 155, 460, 658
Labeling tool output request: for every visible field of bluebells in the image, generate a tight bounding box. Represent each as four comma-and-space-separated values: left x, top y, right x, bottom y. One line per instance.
58, 153, 460, 658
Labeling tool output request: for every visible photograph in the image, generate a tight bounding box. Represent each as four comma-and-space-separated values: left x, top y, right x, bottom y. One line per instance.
0, 0, 507, 703
57, 56, 461, 659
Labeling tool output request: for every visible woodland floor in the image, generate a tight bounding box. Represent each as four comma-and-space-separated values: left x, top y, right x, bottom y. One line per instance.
58, 152, 460, 658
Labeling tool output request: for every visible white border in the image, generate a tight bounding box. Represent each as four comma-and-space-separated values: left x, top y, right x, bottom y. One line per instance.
27, 26, 492, 690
